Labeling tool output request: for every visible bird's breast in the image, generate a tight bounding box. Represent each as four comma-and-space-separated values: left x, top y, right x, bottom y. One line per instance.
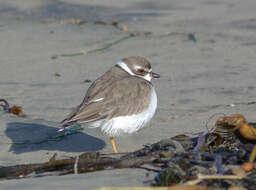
100, 88, 157, 137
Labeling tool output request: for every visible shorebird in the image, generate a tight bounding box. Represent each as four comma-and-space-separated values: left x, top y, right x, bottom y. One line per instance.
60, 56, 160, 153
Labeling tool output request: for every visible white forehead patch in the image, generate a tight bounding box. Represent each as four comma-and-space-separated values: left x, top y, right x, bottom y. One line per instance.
116, 61, 134, 76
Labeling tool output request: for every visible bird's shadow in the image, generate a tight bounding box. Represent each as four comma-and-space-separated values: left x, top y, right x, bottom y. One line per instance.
5, 122, 105, 154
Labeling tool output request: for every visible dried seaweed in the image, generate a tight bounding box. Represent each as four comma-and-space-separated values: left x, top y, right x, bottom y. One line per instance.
1, 114, 256, 189
0, 99, 26, 117
55, 34, 135, 57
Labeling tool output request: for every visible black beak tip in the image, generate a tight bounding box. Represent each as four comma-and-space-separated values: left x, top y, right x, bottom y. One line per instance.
152, 72, 160, 78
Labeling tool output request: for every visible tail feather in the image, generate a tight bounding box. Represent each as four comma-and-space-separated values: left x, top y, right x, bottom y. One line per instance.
58, 120, 76, 132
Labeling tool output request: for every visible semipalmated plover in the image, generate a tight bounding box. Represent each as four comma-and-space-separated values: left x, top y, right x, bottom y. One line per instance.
60, 56, 160, 153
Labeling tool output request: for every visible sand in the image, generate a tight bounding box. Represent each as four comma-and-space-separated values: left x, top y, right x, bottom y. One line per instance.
1, 0, 256, 189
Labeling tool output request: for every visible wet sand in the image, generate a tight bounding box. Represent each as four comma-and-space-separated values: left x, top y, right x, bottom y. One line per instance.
1, 0, 256, 189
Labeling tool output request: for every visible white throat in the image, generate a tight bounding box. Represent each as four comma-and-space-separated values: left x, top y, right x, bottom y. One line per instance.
116, 61, 152, 82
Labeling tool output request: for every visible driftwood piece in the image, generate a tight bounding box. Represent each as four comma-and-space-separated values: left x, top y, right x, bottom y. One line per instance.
0, 138, 185, 179
0, 152, 99, 178
0, 151, 157, 179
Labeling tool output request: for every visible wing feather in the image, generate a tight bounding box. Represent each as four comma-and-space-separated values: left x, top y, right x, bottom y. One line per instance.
61, 70, 152, 127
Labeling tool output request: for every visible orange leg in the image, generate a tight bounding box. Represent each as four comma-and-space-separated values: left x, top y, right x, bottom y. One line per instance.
110, 137, 118, 153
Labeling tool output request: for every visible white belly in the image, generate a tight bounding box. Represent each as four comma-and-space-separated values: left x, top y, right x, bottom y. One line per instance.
96, 88, 157, 137
91, 88, 157, 137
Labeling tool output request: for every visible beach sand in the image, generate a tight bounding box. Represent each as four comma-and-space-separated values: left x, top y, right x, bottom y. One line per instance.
1, 0, 256, 189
